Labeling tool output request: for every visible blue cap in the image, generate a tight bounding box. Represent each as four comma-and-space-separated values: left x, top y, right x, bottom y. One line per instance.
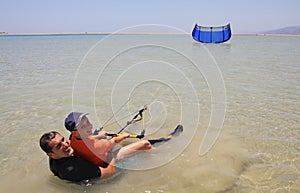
64, 112, 88, 131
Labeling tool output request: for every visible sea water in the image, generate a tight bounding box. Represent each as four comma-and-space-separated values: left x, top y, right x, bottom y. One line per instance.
0, 34, 299, 193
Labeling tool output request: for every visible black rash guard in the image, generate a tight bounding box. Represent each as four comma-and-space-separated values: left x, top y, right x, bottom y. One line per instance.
49, 156, 101, 182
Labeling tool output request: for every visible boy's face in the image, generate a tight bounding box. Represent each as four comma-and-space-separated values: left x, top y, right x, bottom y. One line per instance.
47, 133, 74, 159
76, 116, 93, 138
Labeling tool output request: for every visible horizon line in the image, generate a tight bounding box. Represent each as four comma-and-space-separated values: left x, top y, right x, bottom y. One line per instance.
1, 31, 300, 36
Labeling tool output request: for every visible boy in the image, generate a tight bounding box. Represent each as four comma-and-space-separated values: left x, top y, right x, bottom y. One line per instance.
65, 112, 183, 167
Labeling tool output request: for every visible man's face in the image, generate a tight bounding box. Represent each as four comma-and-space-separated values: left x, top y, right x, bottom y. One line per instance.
47, 133, 74, 159
76, 116, 93, 138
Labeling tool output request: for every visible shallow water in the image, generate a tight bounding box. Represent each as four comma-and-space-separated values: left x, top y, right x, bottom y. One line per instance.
0, 33, 299, 192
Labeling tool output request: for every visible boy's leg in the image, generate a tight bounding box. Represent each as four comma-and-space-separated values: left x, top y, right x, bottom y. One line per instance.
115, 140, 152, 160
148, 124, 183, 145
114, 124, 183, 159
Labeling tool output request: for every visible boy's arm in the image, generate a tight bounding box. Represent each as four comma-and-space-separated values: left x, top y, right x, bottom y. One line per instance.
110, 133, 130, 144
92, 130, 108, 139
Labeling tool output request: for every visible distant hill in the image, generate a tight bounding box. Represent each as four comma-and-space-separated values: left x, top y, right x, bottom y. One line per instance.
264, 25, 300, 34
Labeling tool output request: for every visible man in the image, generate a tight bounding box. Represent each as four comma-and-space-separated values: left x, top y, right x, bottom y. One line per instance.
40, 123, 183, 182
39, 131, 116, 182
64, 112, 183, 168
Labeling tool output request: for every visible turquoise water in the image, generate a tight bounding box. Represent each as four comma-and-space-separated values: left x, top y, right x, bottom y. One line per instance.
0, 34, 299, 192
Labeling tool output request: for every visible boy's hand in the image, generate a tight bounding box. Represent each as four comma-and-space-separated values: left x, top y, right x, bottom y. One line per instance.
94, 130, 108, 139
122, 132, 130, 139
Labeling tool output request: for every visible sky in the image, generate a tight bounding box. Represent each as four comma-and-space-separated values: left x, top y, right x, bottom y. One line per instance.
1, 0, 299, 34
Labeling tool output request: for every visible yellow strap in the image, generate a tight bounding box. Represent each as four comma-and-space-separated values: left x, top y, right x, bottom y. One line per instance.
142, 107, 146, 131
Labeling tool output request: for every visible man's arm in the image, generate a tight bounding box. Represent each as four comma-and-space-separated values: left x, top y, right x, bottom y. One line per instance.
99, 157, 117, 178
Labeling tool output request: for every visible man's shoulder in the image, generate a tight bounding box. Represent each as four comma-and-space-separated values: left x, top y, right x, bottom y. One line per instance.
50, 156, 87, 172
52, 156, 86, 164
50, 157, 76, 170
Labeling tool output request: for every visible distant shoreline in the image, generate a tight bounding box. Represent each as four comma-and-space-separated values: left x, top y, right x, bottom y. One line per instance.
1, 32, 300, 36
236, 33, 300, 37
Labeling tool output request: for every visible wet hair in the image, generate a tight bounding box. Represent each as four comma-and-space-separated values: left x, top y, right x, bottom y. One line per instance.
39, 131, 59, 153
